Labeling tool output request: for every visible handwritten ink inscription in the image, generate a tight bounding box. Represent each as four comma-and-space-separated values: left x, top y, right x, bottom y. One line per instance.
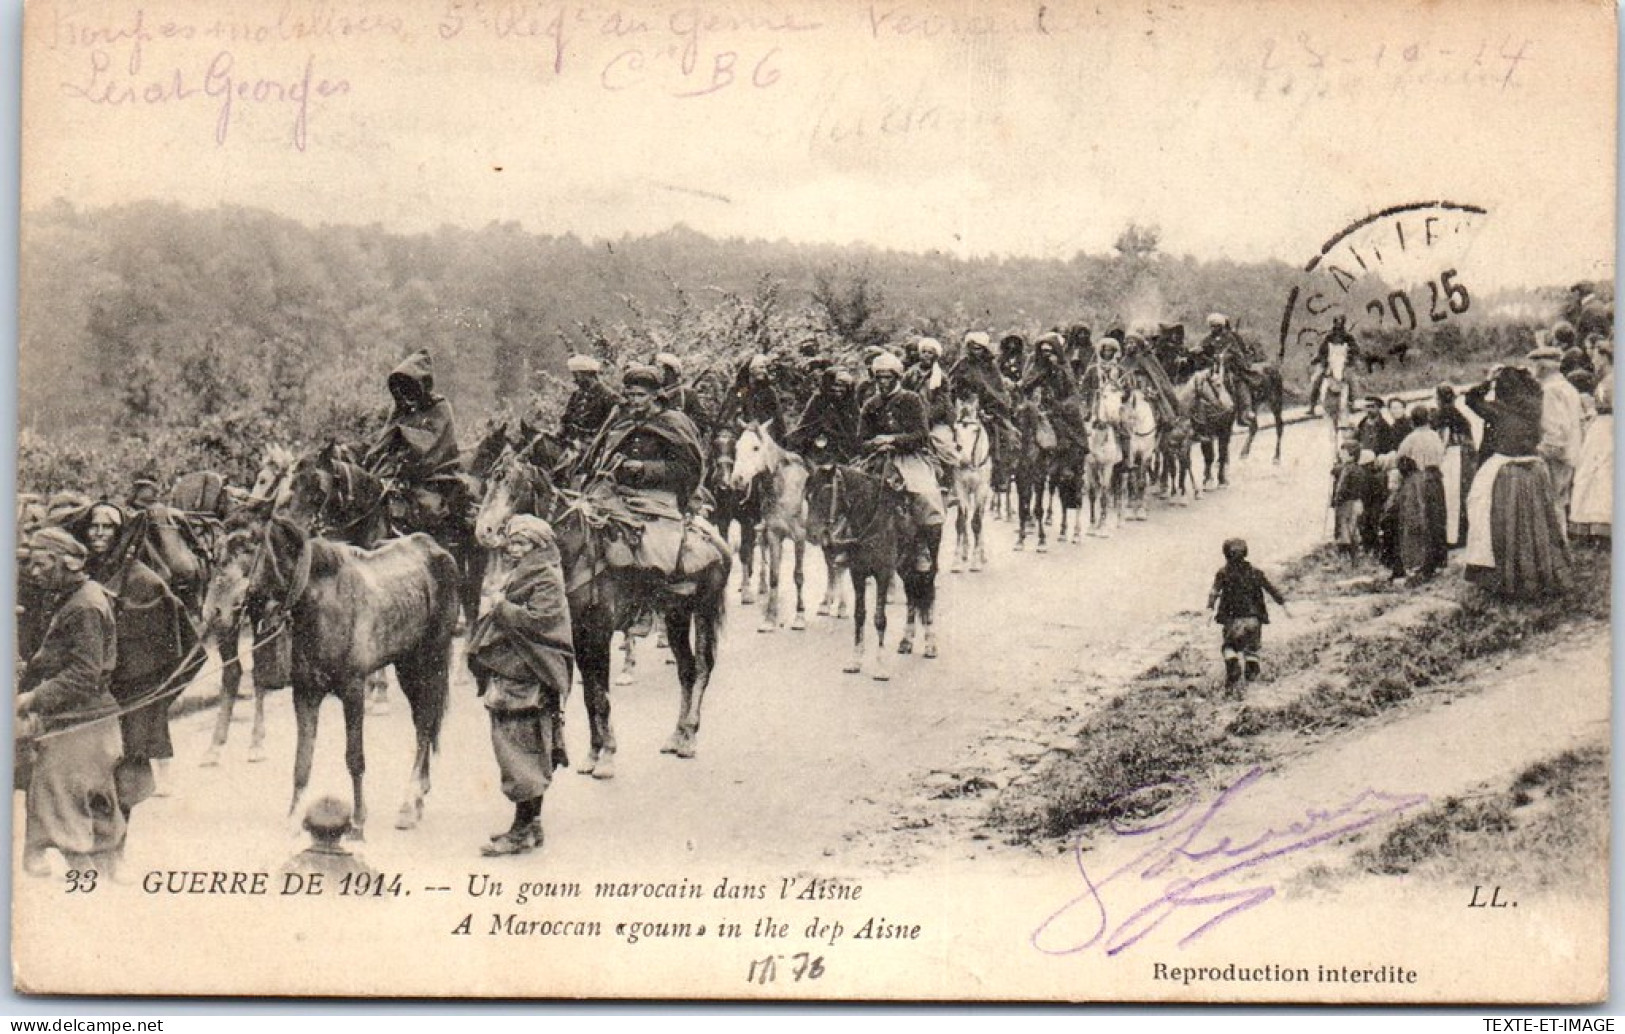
1257, 33, 1534, 97
1031, 767, 1428, 957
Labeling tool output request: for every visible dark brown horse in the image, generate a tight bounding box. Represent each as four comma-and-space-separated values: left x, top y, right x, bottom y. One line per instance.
1012, 398, 1055, 552
805, 460, 943, 674
473, 447, 731, 770
243, 516, 458, 834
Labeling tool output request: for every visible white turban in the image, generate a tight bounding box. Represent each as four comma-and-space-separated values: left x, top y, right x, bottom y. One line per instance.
566, 355, 601, 374
917, 338, 942, 358
964, 331, 991, 349
870, 352, 905, 375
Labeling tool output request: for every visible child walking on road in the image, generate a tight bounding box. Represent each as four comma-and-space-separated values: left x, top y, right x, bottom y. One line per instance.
1207, 538, 1291, 687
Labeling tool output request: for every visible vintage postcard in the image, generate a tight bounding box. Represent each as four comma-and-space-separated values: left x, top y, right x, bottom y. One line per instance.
11, 0, 1614, 1002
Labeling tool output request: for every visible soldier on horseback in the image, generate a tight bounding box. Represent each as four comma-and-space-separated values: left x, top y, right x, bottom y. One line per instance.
727, 354, 789, 442
575, 364, 710, 576
654, 352, 712, 440
1306, 316, 1360, 418
904, 338, 958, 489
997, 332, 1027, 384
1199, 313, 1261, 424
559, 355, 619, 452
859, 352, 944, 571
364, 349, 465, 528
787, 366, 862, 464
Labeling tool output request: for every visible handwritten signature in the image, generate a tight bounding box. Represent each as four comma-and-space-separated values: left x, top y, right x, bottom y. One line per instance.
1031, 766, 1428, 957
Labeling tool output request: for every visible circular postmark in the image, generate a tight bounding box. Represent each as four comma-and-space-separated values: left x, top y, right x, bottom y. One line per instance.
1279, 201, 1490, 359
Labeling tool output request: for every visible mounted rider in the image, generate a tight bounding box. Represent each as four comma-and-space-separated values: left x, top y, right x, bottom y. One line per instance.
787, 366, 862, 464
859, 351, 944, 570
575, 364, 711, 576
1020, 333, 1091, 453
727, 354, 789, 442
654, 352, 712, 440
1306, 316, 1360, 417
364, 349, 465, 529
1197, 313, 1262, 423
559, 355, 620, 453
997, 332, 1027, 384
904, 338, 959, 486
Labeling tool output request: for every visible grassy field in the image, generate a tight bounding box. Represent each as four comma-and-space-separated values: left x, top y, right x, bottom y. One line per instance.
988, 545, 1611, 842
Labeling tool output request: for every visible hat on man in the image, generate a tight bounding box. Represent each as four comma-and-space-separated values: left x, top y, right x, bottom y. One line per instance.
26, 527, 87, 570
1035, 332, 1063, 352
749, 353, 772, 373
622, 364, 663, 391
654, 352, 682, 374
566, 355, 601, 374
917, 338, 942, 358
1527, 344, 1563, 362
870, 352, 905, 376
504, 514, 557, 551
964, 331, 992, 350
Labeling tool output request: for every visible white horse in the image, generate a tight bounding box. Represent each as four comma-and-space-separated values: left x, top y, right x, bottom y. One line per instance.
1086, 387, 1125, 537
1322, 339, 1353, 458
1121, 382, 1161, 522
950, 397, 992, 572
730, 423, 811, 633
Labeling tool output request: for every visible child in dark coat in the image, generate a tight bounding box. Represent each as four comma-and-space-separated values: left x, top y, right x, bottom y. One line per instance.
1207, 538, 1290, 686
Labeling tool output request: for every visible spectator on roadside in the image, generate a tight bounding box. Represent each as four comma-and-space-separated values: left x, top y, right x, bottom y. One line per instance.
1531, 343, 1584, 515
1569, 376, 1613, 545
1462, 365, 1569, 599
1391, 405, 1449, 581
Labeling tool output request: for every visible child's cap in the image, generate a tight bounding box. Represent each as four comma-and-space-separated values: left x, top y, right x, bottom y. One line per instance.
1222, 538, 1248, 561
303, 795, 353, 839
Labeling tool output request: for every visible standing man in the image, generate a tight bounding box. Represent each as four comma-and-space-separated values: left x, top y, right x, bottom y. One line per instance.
80, 502, 199, 808
467, 515, 574, 857
16, 528, 124, 879
1532, 341, 1585, 515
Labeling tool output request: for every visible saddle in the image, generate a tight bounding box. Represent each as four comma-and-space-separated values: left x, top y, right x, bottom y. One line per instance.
574, 484, 727, 595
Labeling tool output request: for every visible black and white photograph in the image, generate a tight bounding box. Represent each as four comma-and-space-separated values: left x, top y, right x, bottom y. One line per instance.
9, 0, 1615, 1001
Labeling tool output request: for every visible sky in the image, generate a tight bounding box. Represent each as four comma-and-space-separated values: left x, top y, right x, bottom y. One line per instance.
16, 0, 1619, 288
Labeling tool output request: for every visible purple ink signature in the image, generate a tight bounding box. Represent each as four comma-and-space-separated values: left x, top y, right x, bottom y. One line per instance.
1031, 766, 1429, 957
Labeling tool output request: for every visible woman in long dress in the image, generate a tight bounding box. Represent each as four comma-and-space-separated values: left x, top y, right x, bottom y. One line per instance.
1569, 376, 1612, 544
1462, 366, 1570, 599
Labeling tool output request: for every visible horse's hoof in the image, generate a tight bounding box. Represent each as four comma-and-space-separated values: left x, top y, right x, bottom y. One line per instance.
950, 564, 962, 573
200, 750, 221, 768
923, 642, 938, 659
790, 615, 807, 631
615, 671, 635, 686
1273, 456, 1282, 466
591, 753, 617, 780
740, 594, 755, 607
660, 736, 680, 755
1036, 544, 1048, 554
674, 740, 697, 760
969, 563, 982, 572
757, 623, 776, 634
1013, 541, 1025, 551
394, 804, 421, 831
345, 825, 366, 842
897, 639, 913, 655
578, 751, 601, 773
836, 606, 848, 619
871, 670, 891, 682
248, 746, 267, 764
816, 603, 831, 617
843, 663, 861, 674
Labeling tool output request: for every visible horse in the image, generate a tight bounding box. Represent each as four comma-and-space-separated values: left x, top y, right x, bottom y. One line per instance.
1085, 394, 1123, 537
1321, 340, 1354, 457
198, 512, 288, 766
949, 398, 992, 573
1230, 352, 1286, 464
1012, 397, 1054, 552
706, 428, 761, 608
473, 447, 731, 768
805, 463, 900, 677
1177, 363, 1236, 489
1119, 381, 1161, 521
242, 516, 457, 834
729, 423, 810, 633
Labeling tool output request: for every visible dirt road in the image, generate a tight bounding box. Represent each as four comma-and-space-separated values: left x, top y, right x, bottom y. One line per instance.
110, 425, 1330, 878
